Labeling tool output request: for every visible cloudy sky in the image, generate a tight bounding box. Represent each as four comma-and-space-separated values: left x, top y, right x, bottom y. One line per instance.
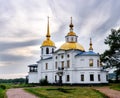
0, 0, 120, 79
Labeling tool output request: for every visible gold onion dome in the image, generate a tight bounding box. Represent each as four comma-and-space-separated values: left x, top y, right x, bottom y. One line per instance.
42, 39, 55, 47
60, 42, 85, 51
67, 31, 76, 36
41, 17, 55, 47
60, 17, 85, 51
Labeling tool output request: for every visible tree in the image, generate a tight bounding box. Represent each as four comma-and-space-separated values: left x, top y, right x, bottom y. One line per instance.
101, 28, 120, 82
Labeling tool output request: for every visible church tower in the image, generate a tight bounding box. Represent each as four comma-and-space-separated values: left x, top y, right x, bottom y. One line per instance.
60, 17, 85, 51
41, 17, 55, 59
65, 17, 78, 43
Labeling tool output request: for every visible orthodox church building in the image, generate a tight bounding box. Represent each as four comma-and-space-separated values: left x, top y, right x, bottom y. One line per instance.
28, 17, 108, 84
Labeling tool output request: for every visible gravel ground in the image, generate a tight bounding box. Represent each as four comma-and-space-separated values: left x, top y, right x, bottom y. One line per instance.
94, 87, 120, 98
6, 88, 38, 98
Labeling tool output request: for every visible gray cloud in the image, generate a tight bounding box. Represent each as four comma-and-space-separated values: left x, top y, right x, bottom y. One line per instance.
0, 38, 41, 51
0, 53, 27, 62
0, 0, 120, 78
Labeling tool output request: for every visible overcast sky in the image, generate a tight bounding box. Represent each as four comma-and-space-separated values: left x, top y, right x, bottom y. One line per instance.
0, 0, 120, 79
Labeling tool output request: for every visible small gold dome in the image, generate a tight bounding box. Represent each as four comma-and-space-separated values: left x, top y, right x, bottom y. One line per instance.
67, 31, 76, 36
41, 39, 55, 47
60, 42, 85, 51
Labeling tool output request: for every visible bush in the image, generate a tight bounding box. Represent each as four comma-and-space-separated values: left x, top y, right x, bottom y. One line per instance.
39, 79, 49, 86
0, 84, 6, 90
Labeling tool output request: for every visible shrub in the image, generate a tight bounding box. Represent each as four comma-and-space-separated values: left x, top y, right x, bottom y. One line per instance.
0, 84, 6, 90
39, 79, 49, 86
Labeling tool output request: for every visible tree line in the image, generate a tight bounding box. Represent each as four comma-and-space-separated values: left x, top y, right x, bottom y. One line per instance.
0, 78, 26, 83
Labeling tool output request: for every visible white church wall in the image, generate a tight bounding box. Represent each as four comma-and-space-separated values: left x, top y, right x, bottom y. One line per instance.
28, 72, 38, 83
37, 58, 54, 83
36, 52, 108, 84
100, 71, 108, 83
75, 55, 100, 68
41, 72, 54, 83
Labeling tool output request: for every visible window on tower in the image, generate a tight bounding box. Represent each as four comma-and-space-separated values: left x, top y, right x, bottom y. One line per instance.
52, 48, 54, 53
46, 47, 49, 54
75, 37, 77, 42
71, 37, 73, 42
67, 38, 69, 42
67, 54, 70, 58
41, 48, 43, 54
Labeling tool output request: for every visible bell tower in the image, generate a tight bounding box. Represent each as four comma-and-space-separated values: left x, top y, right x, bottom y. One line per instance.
41, 17, 56, 59
65, 17, 78, 43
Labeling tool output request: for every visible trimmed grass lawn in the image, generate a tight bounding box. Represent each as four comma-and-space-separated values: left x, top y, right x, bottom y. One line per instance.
110, 83, 120, 91
25, 86, 107, 98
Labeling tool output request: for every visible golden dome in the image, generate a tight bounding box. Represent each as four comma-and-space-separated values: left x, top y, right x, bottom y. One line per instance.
67, 31, 76, 36
42, 39, 55, 47
60, 42, 85, 51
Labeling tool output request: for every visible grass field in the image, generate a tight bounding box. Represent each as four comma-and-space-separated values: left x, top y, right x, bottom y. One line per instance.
110, 83, 120, 91
25, 86, 107, 98
0, 88, 6, 98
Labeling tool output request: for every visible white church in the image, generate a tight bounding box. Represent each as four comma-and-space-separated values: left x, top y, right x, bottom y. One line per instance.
28, 17, 108, 85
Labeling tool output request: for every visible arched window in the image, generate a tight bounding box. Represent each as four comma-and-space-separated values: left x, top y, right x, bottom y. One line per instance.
41, 48, 43, 54
75, 37, 77, 42
46, 47, 49, 54
71, 37, 73, 42
67, 37, 69, 42
67, 54, 70, 58
52, 48, 54, 53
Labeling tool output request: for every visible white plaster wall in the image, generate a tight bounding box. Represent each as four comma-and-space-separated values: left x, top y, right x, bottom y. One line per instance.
30, 49, 108, 84
41, 72, 54, 83
65, 36, 78, 42
28, 72, 38, 83
101, 71, 108, 83
75, 56, 100, 68
41, 46, 55, 59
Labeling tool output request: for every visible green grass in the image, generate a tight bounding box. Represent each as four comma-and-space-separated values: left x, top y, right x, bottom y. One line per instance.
110, 83, 120, 91
25, 86, 107, 98
0, 83, 35, 89
0, 88, 6, 98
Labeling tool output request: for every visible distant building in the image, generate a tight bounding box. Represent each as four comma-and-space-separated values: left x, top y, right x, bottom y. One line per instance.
28, 17, 108, 84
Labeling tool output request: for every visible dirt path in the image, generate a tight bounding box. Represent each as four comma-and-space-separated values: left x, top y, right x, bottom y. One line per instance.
94, 87, 120, 98
6, 88, 38, 98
